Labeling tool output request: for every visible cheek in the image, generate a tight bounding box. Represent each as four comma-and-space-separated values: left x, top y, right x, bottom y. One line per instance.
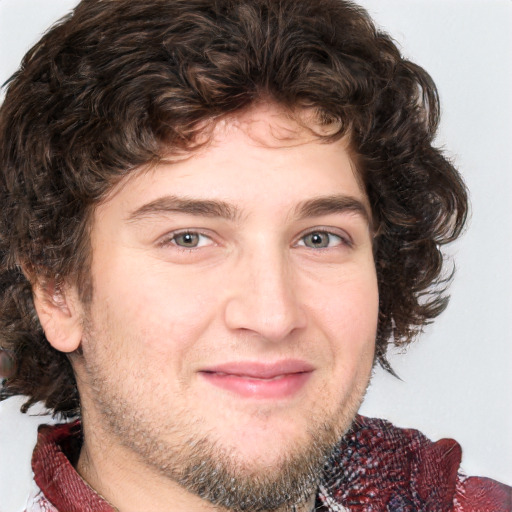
309, 271, 378, 365
89, 255, 220, 361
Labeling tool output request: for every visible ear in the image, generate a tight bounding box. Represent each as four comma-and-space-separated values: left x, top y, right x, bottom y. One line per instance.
32, 280, 83, 353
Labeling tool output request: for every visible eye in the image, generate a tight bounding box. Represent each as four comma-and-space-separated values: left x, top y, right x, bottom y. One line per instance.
298, 231, 345, 249
164, 231, 212, 249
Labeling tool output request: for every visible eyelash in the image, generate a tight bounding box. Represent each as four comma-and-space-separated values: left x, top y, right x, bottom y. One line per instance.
295, 229, 352, 250
158, 228, 352, 251
158, 230, 213, 250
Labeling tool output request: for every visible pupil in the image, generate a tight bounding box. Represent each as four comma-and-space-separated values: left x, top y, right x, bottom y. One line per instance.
307, 232, 328, 248
180, 233, 197, 246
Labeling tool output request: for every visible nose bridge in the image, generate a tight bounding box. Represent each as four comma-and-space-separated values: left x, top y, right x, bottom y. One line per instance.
224, 241, 306, 340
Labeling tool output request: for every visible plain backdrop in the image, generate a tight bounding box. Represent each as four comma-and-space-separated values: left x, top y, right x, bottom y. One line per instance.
0, 0, 511, 503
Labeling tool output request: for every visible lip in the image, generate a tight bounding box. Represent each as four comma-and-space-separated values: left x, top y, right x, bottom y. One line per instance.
199, 360, 314, 399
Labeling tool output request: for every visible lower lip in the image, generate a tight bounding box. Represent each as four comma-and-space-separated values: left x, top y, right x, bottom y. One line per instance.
199, 372, 312, 399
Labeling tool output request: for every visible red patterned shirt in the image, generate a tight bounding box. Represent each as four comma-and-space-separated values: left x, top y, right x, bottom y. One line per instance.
25, 416, 511, 512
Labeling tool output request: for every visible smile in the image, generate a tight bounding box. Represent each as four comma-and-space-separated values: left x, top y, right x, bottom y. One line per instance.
199, 360, 314, 399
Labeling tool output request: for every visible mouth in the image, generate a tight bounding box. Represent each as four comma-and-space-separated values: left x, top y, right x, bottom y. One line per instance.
198, 360, 314, 399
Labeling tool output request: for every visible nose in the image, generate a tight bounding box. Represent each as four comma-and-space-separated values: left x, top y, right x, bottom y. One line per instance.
223, 248, 307, 342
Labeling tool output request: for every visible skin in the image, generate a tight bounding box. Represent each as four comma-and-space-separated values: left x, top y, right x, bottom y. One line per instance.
34, 105, 379, 512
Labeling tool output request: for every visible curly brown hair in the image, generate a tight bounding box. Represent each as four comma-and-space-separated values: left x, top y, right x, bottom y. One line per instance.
0, 0, 467, 417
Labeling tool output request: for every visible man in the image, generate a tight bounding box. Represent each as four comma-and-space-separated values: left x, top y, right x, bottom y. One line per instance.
0, 0, 510, 510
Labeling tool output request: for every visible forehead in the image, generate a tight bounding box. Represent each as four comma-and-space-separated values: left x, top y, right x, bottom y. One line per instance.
95, 104, 368, 220
212, 104, 341, 148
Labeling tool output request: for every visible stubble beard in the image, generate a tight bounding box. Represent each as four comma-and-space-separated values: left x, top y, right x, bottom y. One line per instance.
78, 321, 370, 512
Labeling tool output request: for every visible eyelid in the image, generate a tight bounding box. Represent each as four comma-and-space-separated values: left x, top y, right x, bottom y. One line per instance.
295, 227, 353, 248
157, 229, 215, 249
155, 226, 354, 250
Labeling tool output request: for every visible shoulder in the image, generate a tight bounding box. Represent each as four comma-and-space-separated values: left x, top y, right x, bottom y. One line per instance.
0, 396, 61, 512
455, 475, 512, 512
319, 416, 511, 511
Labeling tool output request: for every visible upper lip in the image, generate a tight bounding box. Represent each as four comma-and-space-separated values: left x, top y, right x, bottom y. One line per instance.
200, 360, 315, 379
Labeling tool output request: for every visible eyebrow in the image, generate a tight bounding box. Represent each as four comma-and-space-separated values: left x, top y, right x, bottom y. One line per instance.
294, 195, 371, 225
126, 193, 371, 225
127, 196, 239, 222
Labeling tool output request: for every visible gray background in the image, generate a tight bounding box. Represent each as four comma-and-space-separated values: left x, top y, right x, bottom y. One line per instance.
0, 1, 510, 505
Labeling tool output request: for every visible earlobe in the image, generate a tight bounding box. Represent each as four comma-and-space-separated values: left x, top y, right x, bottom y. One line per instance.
32, 281, 83, 353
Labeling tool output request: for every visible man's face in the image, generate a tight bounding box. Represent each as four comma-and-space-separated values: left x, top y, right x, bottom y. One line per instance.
72, 106, 379, 509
